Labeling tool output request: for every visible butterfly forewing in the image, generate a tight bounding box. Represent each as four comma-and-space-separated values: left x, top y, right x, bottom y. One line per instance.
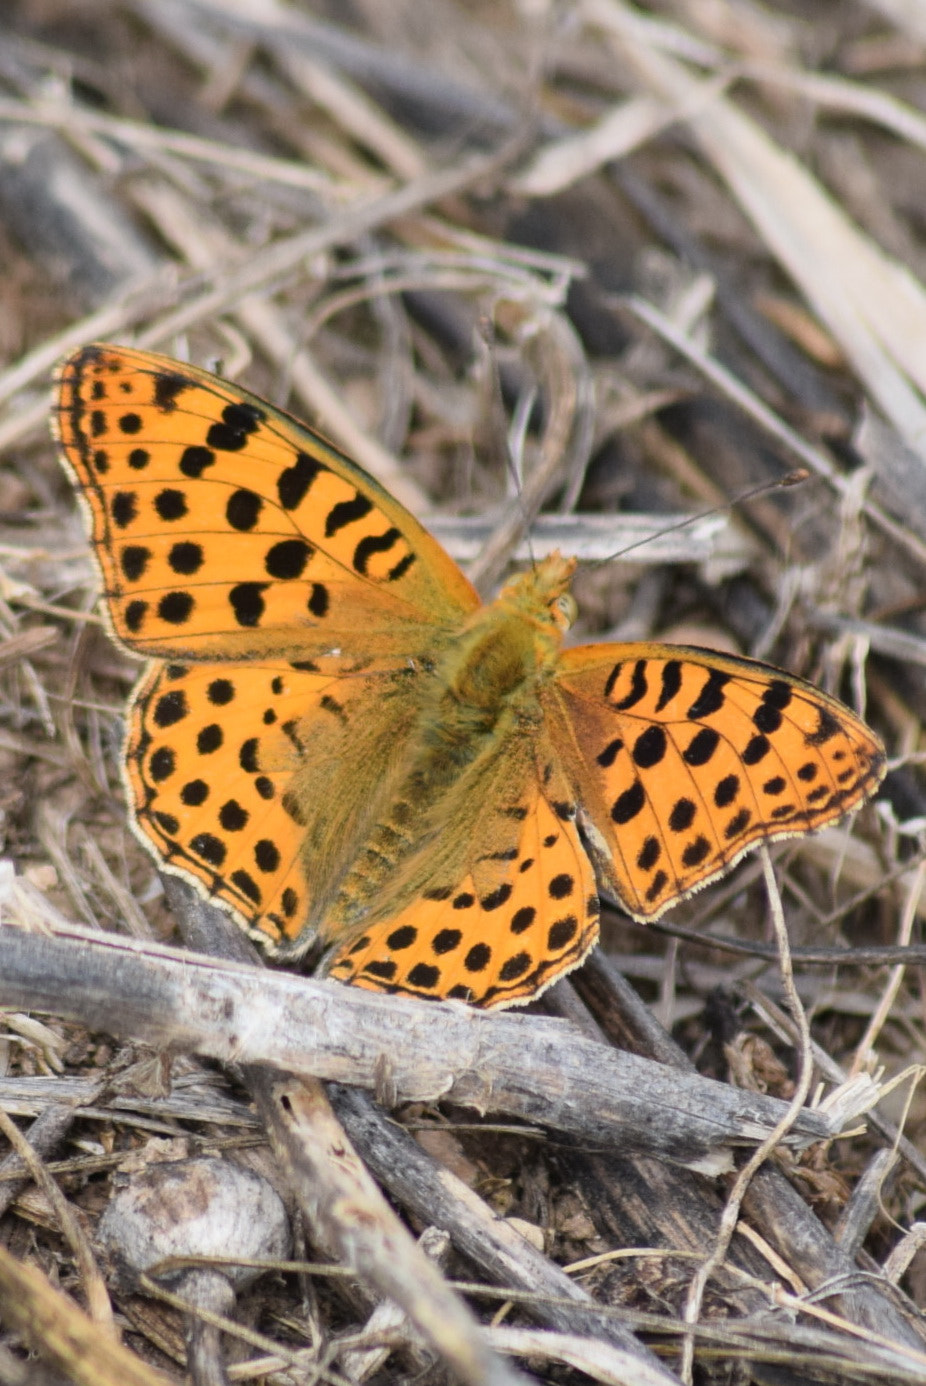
551, 643, 886, 920
54, 344, 479, 663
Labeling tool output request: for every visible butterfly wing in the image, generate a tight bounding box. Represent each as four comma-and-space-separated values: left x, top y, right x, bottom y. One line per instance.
54, 343, 480, 665
126, 658, 314, 943
323, 743, 600, 1008
547, 643, 886, 921
124, 653, 425, 947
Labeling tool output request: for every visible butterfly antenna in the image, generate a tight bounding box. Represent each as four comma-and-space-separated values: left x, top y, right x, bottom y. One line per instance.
592, 468, 810, 570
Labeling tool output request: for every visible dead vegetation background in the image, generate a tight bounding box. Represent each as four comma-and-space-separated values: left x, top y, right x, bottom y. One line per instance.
0, 1, 925, 1383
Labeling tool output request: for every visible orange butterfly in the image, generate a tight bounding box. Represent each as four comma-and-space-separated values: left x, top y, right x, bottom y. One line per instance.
54, 344, 885, 1008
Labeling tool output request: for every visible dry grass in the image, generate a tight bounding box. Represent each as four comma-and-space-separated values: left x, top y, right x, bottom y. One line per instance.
0, 1, 925, 1383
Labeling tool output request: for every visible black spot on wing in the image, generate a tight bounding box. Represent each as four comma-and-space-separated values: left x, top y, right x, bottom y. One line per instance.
353, 528, 402, 576
326, 492, 372, 536
154, 372, 192, 410
686, 669, 730, 719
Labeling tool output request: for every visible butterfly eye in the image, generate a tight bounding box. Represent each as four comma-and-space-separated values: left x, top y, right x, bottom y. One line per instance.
553, 593, 577, 630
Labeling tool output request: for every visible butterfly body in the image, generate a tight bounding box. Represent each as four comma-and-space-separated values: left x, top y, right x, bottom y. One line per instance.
54, 344, 886, 1008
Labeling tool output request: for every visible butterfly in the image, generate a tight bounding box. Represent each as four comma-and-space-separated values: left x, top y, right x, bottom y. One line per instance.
53, 343, 886, 1008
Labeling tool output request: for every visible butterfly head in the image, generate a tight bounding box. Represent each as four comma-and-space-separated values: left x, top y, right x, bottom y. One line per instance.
497, 551, 578, 634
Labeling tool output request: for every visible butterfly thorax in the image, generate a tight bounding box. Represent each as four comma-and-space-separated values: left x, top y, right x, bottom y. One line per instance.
310, 554, 579, 937
437, 551, 577, 716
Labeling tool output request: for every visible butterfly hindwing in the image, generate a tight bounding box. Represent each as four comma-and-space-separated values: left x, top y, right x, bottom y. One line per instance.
125, 657, 421, 945
324, 755, 599, 1007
